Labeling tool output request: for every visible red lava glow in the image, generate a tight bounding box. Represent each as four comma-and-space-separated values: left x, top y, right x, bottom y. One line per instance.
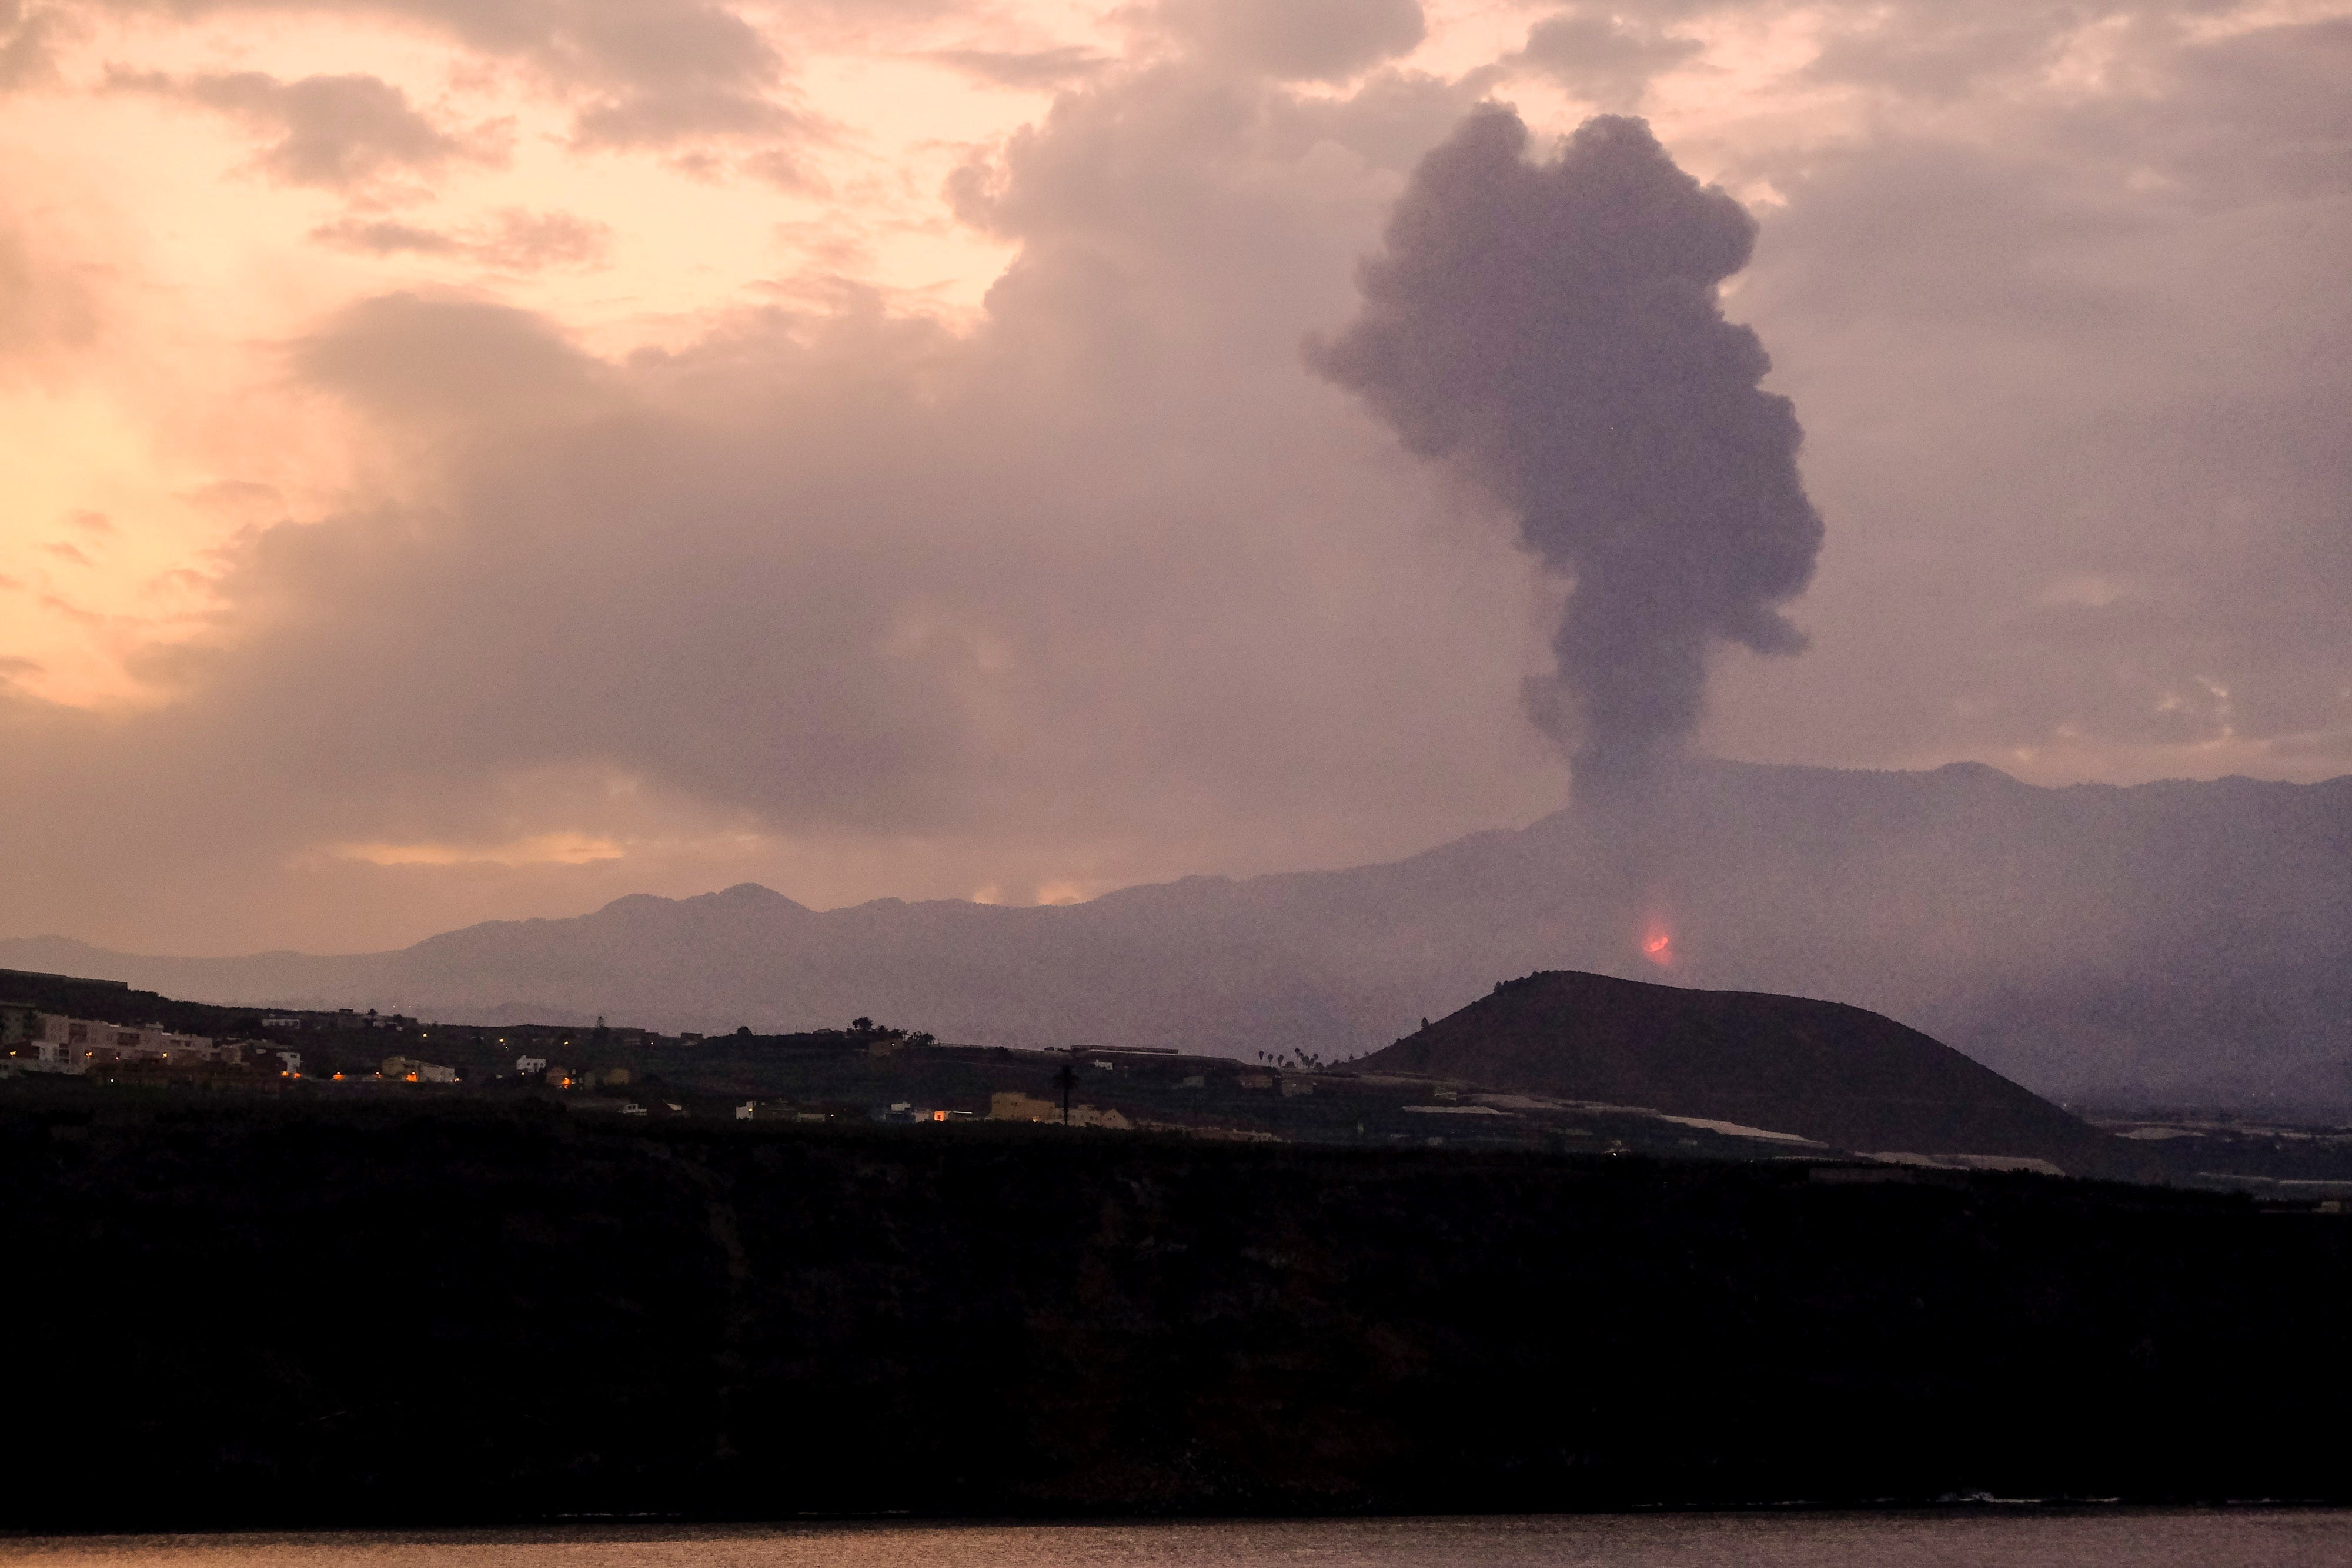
1641, 927, 1673, 965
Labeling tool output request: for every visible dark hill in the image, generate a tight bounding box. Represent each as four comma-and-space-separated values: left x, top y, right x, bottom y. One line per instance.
1362, 969, 2150, 1179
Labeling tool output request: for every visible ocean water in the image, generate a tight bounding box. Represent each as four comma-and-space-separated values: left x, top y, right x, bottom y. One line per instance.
4, 1512, 2346, 1568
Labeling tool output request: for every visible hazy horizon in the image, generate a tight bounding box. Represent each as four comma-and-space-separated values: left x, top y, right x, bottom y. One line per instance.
7, 754, 2345, 963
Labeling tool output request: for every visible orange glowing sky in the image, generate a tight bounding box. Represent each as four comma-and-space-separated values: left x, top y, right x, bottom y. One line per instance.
3, 0, 2348, 954
0, 0, 1902, 714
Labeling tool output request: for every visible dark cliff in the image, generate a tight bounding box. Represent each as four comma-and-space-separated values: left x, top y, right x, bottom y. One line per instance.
6, 1097, 2345, 1529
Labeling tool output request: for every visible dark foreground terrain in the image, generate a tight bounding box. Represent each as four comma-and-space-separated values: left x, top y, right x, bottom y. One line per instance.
8, 1093, 2349, 1530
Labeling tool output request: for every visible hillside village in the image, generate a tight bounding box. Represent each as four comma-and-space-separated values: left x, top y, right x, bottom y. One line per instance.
5, 963, 2350, 1197
1, 981, 1566, 1147
0, 964, 1854, 1157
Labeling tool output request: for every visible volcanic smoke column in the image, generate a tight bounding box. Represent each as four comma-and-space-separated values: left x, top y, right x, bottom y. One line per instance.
1309, 109, 1824, 794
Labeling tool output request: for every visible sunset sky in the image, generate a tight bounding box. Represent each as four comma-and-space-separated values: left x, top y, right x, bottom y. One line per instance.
3, 0, 2347, 955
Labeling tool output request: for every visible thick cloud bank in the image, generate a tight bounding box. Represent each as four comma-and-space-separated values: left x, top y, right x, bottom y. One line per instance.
1311, 110, 1823, 788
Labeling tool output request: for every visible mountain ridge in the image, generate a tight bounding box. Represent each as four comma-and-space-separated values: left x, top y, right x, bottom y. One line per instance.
8, 758, 2348, 1108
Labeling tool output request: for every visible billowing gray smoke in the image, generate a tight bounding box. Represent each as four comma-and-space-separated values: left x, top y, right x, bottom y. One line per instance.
1309, 108, 1823, 793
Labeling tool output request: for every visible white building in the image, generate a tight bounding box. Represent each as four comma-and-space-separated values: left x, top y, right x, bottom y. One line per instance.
12, 1021, 85, 1074
516, 1054, 548, 1075
9, 1015, 218, 1074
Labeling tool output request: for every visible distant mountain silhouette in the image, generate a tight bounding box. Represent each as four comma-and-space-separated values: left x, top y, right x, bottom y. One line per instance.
1362, 969, 2150, 1178
6, 760, 2347, 1109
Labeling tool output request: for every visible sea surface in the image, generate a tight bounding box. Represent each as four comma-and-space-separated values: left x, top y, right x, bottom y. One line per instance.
4, 1512, 2346, 1568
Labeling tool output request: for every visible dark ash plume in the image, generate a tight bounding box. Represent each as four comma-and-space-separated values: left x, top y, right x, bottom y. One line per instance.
1308, 108, 1823, 793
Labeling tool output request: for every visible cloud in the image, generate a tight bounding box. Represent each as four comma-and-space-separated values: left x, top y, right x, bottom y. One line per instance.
927, 46, 1111, 91
568, 82, 812, 151
733, 146, 827, 193
1694, 9, 2352, 780
331, 831, 626, 867
2106, 15, 2352, 203
1801, 0, 2122, 101
111, 69, 503, 188
235, 256, 1505, 838
310, 208, 613, 270
470, 209, 612, 270
0, 210, 98, 373
1511, 5, 1702, 108
288, 289, 609, 427
505, 0, 811, 152
312, 217, 462, 256
82, 0, 826, 173
0, 1, 66, 91
1311, 109, 1823, 790
180, 480, 285, 516
1152, 0, 1426, 81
